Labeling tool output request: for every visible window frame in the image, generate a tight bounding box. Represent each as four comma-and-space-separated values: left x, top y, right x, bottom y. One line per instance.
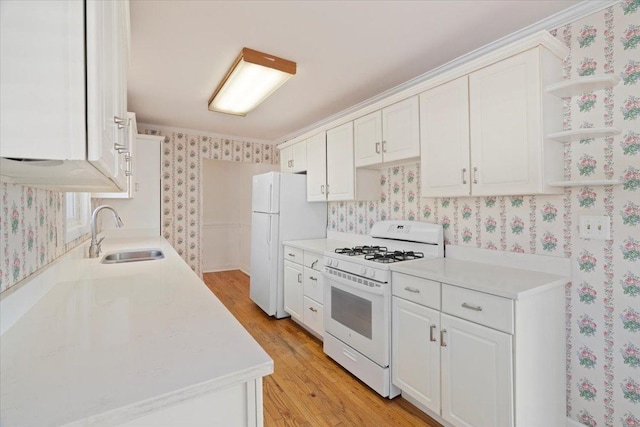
64, 192, 90, 243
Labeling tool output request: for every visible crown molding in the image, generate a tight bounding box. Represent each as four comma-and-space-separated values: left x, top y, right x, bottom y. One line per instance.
275, 0, 619, 145
137, 123, 275, 145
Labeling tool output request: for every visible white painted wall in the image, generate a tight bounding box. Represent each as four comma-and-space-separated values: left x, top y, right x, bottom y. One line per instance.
202, 160, 276, 273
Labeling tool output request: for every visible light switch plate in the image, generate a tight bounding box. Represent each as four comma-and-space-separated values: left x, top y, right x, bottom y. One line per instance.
579, 215, 611, 240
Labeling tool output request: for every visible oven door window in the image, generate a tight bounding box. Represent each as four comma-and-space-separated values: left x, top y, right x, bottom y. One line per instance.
331, 287, 372, 339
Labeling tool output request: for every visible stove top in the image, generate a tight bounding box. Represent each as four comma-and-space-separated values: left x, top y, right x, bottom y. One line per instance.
334, 247, 424, 263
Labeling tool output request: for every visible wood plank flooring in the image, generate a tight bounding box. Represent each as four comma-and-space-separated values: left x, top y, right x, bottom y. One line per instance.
203, 270, 442, 427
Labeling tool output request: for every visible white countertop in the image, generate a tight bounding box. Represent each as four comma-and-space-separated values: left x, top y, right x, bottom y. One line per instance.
282, 238, 355, 254
390, 257, 568, 300
0, 236, 273, 427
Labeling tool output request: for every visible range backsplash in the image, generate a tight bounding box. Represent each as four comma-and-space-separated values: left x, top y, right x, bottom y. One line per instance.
328, 4, 639, 425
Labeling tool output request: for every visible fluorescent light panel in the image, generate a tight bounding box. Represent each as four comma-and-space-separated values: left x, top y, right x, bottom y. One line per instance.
208, 48, 296, 116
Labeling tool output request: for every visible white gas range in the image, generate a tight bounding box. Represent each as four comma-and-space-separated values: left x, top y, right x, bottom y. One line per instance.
322, 220, 444, 398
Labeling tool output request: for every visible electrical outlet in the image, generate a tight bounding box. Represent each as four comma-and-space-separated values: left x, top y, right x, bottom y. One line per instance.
579, 215, 611, 240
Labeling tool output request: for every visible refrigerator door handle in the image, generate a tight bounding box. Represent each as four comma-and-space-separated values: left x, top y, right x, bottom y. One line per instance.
268, 184, 273, 213
267, 216, 272, 259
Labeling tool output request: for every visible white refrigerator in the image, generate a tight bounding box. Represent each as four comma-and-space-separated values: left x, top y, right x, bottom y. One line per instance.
250, 172, 327, 318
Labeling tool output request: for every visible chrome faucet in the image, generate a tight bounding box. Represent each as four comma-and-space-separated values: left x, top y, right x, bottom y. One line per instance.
89, 205, 124, 258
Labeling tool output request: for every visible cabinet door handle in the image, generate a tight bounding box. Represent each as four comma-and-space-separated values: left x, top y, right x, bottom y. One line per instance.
308, 306, 318, 313
462, 168, 467, 184
288, 253, 296, 257
440, 329, 447, 347
309, 276, 318, 281
462, 302, 483, 312
125, 171, 132, 177
321, 184, 325, 194
404, 286, 420, 293
375, 142, 381, 154
473, 167, 479, 184
114, 142, 127, 153
298, 273, 302, 283
326, 185, 330, 194
114, 116, 126, 129
382, 140, 387, 153
430, 324, 436, 342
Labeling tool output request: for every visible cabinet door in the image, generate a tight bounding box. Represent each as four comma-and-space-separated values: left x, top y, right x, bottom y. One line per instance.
280, 146, 293, 173
283, 260, 303, 322
392, 297, 441, 414
292, 140, 307, 173
326, 122, 355, 201
354, 111, 383, 167
86, 0, 127, 189
306, 132, 327, 201
441, 314, 513, 427
420, 77, 471, 197
469, 49, 541, 196
382, 96, 420, 163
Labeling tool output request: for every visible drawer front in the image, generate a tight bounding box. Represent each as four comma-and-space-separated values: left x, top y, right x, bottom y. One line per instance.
392, 272, 441, 310
303, 296, 324, 337
303, 251, 323, 271
284, 246, 304, 264
442, 284, 514, 334
303, 266, 324, 303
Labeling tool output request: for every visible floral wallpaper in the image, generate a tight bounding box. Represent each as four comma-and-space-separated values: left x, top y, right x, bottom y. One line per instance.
139, 126, 279, 275
327, 3, 639, 425
0, 184, 90, 293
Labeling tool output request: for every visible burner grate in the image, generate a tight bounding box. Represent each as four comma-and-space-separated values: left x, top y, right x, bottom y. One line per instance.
364, 250, 425, 263
335, 246, 388, 256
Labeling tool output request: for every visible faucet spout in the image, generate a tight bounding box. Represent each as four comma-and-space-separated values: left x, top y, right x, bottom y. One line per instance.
89, 205, 123, 258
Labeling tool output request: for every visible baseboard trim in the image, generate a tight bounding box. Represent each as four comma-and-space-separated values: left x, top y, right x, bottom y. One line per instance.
567, 417, 584, 427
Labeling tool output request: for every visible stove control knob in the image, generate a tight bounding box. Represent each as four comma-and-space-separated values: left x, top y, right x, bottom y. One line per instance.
334, 260, 339, 268
327, 259, 333, 267
361, 267, 367, 276
368, 269, 376, 278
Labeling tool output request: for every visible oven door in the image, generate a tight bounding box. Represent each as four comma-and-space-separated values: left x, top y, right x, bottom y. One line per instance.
323, 268, 390, 367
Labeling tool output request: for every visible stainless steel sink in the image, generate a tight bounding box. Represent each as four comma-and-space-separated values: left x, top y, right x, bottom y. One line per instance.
101, 249, 164, 264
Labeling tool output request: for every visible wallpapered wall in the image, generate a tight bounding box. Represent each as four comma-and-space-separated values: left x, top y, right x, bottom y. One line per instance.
0, 185, 90, 293
327, 4, 639, 426
139, 126, 279, 275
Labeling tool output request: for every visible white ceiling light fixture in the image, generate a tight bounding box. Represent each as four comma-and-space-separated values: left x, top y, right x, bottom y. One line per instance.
208, 47, 297, 116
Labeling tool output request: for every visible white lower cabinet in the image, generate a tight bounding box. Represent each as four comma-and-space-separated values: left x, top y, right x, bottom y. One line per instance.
392, 272, 563, 427
392, 297, 441, 414
440, 314, 513, 427
283, 246, 325, 338
283, 259, 303, 322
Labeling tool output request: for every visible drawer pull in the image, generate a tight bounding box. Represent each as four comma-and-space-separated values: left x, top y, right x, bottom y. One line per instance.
308, 306, 318, 313
440, 329, 447, 347
309, 276, 318, 281
430, 324, 436, 342
462, 302, 483, 312
288, 253, 296, 257
404, 286, 421, 293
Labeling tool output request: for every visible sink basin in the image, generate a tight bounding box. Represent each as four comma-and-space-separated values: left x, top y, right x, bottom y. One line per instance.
101, 249, 164, 264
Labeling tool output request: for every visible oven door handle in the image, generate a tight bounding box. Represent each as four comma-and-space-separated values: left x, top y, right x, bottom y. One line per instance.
323, 268, 385, 296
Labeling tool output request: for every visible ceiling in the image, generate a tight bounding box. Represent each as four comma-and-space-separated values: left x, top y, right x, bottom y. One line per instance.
128, 0, 582, 143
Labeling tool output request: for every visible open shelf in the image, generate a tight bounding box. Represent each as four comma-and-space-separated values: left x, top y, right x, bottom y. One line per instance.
545, 74, 621, 98
547, 127, 621, 143
548, 180, 622, 187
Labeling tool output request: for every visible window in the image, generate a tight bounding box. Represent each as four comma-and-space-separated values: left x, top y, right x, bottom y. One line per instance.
64, 192, 90, 243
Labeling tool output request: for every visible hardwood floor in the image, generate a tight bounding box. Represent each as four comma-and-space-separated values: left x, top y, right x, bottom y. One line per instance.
203, 270, 442, 427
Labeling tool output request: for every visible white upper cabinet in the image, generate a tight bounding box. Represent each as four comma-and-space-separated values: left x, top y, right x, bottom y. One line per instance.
470, 49, 540, 196
280, 141, 307, 173
354, 97, 420, 168
326, 122, 378, 201
420, 77, 471, 197
420, 46, 564, 197
354, 111, 383, 167
306, 132, 327, 202
0, 0, 130, 192
326, 123, 355, 201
